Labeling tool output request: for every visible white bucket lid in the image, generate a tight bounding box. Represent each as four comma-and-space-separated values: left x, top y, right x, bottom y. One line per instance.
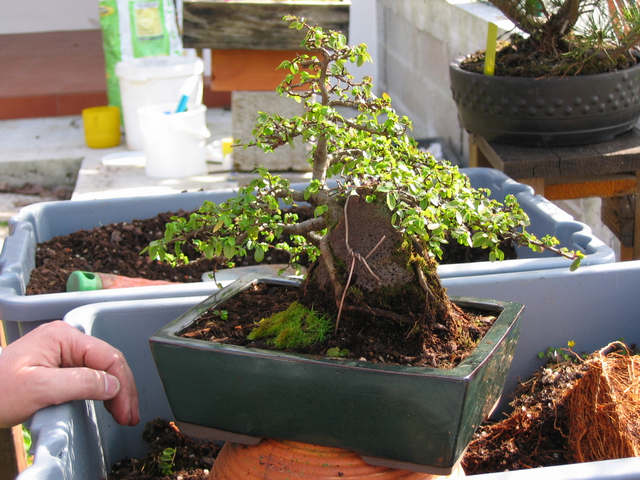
115, 56, 204, 82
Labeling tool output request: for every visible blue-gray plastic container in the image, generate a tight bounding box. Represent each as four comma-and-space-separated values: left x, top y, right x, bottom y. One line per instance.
17, 260, 640, 480
0, 169, 614, 343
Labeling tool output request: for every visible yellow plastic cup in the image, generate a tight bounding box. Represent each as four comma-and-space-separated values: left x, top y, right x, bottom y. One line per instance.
222, 137, 234, 156
82, 106, 121, 148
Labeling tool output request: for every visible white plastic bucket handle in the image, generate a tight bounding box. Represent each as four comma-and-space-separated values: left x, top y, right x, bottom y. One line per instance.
166, 110, 210, 139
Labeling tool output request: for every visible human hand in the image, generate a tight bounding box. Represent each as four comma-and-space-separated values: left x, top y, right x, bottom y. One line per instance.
0, 321, 139, 428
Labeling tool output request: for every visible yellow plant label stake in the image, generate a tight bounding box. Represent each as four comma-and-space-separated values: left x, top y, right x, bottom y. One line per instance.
484, 22, 498, 76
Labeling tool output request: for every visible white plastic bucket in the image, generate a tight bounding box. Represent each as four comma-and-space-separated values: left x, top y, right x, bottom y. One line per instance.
116, 55, 204, 150
138, 103, 211, 178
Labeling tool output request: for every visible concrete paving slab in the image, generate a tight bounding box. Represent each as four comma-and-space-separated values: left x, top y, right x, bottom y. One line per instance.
71, 108, 238, 200
0, 108, 237, 251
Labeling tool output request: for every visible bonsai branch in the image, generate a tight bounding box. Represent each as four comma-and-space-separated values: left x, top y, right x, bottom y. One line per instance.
281, 217, 327, 237
507, 231, 582, 261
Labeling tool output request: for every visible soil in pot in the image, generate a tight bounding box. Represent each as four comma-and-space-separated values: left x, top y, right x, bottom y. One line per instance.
25, 207, 516, 296
459, 39, 639, 77
179, 282, 497, 368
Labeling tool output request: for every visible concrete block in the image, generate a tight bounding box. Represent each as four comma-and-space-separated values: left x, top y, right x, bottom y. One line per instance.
232, 91, 312, 172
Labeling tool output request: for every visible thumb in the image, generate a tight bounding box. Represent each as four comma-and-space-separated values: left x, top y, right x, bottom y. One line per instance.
45, 368, 121, 404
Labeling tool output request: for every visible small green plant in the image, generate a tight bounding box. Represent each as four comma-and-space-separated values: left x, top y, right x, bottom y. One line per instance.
214, 309, 228, 320
327, 347, 350, 358
538, 340, 586, 363
157, 447, 176, 476
247, 301, 333, 349
22, 426, 33, 466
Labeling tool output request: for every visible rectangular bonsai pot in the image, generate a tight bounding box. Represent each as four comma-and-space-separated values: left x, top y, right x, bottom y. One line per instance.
0, 169, 613, 344
149, 275, 524, 474
17, 260, 640, 480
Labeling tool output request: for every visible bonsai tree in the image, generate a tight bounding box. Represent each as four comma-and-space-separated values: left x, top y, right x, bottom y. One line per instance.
147, 16, 582, 358
468, 0, 640, 76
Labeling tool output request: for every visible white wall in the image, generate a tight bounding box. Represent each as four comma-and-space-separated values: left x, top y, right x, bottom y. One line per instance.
376, 0, 511, 164
348, 0, 379, 93
0, 0, 100, 34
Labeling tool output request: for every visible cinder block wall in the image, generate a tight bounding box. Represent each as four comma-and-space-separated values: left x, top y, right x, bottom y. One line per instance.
376, 0, 510, 165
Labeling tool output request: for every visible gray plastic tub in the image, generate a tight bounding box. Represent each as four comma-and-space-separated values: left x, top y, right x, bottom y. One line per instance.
0, 168, 614, 343
17, 296, 206, 480
17, 260, 640, 480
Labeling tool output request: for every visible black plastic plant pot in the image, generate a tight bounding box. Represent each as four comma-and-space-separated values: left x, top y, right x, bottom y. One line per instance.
149, 275, 524, 475
449, 58, 640, 147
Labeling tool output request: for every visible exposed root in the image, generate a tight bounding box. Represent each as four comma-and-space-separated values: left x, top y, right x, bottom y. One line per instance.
566, 342, 640, 462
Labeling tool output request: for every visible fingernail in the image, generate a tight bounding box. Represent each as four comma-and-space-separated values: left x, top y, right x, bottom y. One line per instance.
105, 374, 121, 397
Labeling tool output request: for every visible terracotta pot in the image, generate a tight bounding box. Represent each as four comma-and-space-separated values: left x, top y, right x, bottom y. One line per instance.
209, 438, 465, 480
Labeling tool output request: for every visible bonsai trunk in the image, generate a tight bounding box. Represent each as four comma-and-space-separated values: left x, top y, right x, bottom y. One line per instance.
300, 195, 460, 337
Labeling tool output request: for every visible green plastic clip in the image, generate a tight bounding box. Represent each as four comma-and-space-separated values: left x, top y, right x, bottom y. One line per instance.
67, 271, 103, 292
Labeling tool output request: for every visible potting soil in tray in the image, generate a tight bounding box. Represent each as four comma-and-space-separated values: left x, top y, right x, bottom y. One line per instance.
108, 418, 221, 480
26, 207, 313, 295
26, 207, 516, 295
464, 343, 640, 474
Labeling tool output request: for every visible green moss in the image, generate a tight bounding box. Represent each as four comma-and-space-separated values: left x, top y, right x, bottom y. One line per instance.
247, 301, 334, 349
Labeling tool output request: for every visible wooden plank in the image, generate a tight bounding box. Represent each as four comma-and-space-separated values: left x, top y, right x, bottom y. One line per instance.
468, 134, 495, 169
0, 427, 27, 480
209, 49, 321, 91
488, 142, 561, 178
518, 178, 545, 196
602, 196, 634, 249
542, 129, 640, 176
483, 128, 640, 179
183, 1, 350, 50
591, 128, 640, 157
0, 321, 28, 480
543, 174, 637, 200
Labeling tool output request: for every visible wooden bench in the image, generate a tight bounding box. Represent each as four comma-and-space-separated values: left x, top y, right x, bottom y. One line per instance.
468, 129, 640, 261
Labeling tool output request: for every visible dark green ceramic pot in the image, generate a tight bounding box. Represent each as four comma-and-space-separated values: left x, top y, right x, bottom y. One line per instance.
149, 275, 523, 475
449, 58, 640, 147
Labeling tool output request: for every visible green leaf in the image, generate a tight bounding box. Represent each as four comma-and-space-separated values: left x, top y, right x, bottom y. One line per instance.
471, 232, 487, 248
223, 243, 236, 259
203, 243, 215, 260
386, 192, 397, 210
314, 205, 328, 217
570, 257, 581, 272
327, 347, 349, 358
